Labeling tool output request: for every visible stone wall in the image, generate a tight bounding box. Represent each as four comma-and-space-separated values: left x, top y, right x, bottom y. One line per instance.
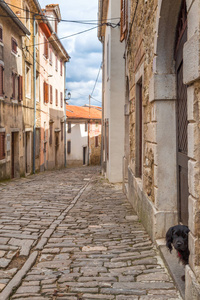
127, 0, 157, 203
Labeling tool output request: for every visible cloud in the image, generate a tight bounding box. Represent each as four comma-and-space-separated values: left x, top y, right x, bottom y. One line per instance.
39, 0, 102, 106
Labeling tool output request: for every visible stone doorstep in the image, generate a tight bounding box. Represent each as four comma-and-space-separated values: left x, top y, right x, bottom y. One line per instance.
156, 239, 185, 299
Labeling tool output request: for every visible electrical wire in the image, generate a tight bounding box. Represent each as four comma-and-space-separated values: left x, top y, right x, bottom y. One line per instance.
91, 63, 102, 97
4, 1, 120, 25
24, 25, 102, 49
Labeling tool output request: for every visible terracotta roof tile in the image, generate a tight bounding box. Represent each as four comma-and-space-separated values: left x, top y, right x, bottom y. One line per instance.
66, 106, 102, 120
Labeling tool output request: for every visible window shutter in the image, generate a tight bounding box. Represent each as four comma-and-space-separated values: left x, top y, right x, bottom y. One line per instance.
50, 85, 53, 104
0, 66, 3, 96
46, 83, 49, 103
120, 0, 128, 41
60, 60, 62, 76
0, 132, 5, 160
12, 73, 15, 99
60, 92, 63, 108
67, 140, 71, 154
12, 38, 17, 54
56, 89, 57, 105
18, 75, 23, 101
0, 27, 2, 42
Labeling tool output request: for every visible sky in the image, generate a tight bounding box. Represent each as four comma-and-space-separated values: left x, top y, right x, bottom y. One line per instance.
39, 0, 102, 106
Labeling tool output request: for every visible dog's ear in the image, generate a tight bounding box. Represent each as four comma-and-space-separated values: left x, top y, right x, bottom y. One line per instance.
166, 226, 174, 252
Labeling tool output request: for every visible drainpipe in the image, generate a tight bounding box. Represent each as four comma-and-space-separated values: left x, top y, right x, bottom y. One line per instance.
64, 62, 67, 168
33, 15, 36, 174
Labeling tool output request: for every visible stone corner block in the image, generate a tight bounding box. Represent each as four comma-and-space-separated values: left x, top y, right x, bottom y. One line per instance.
183, 33, 200, 85
149, 73, 176, 102
185, 265, 200, 300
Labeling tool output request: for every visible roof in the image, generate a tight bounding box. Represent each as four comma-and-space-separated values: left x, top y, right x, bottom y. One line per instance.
0, 0, 30, 35
66, 106, 102, 120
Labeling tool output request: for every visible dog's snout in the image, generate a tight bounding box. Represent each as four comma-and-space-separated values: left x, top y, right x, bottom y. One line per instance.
177, 241, 182, 246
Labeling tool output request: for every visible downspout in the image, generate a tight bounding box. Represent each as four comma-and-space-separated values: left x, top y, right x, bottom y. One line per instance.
64, 62, 67, 167
33, 15, 36, 174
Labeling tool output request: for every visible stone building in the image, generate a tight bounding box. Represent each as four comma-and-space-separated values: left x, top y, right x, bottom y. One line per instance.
122, 0, 200, 298
0, 1, 30, 179
98, 0, 125, 183
0, 0, 70, 180
99, 0, 200, 297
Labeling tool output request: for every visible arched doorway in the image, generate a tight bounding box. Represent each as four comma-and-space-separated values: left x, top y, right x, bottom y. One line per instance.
174, 0, 189, 225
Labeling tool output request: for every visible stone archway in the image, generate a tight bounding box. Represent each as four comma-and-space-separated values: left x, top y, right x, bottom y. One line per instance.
149, 0, 184, 238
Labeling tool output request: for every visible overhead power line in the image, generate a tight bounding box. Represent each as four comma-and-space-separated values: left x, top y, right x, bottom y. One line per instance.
4, 1, 120, 24
91, 63, 102, 97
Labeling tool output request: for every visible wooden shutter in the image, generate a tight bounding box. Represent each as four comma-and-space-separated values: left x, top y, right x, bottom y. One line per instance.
50, 85, 53, 104
44, 82, 49, 103
12, 38, 17, 54
49, 123, 53, 145
18, 75, 23, 101
0, 27, 2, 42
56, 89, 57, 105
60, 92, 63, 108
60, 60, 62, 76
0, 65, 3, 96
0, 132, 5, 160
67, 140, 71, 154
120, 0, 128, 41
12, 73, 15, 99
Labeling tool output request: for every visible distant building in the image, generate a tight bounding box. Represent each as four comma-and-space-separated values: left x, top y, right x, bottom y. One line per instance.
65, 106, 102, 166
37, 4, 70, 172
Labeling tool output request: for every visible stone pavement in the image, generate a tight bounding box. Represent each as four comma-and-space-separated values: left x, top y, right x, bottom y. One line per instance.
0, 166, 182, 299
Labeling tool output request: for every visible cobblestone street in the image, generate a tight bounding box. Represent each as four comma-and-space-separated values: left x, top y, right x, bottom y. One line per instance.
0, 167, 181, 299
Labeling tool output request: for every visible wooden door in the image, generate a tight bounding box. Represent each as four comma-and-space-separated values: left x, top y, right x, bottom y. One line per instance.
11, 133, 14, 178
175, 0, 188, 225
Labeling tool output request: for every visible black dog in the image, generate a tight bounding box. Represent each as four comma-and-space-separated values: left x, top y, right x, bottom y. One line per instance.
166, 224, 190, 265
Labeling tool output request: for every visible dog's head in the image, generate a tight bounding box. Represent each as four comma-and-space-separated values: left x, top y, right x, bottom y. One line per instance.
166, 225, 189, 253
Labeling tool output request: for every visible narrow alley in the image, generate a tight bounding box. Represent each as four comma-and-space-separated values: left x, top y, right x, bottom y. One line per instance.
0, 167, 181, 299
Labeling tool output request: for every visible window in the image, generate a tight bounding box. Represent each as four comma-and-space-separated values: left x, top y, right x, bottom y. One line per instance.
60, 60, 63, 76
12, 72, 16, 99
18, 75, 23, 101
25, 64, 31, 98
44, 36, 48, 59
120, 0, 128, 41
60, 92, 63, 108
50, 85, 53, 104
49, 123, 53, 145
136, 80, 143, 178
36, 72, 39, 102
49, 44, 53, 64
61, 122, 63, 141
0, 26, 3, 42
11, 38, 17, 54
43, 81, 49, 103
0, 65, 3, 96
35, 128, 40, 157
0, 132, 5, 160
55, 89, 58, 106
95, 136, 99, 147
55, 54, 58, 71
85, 121, 87, 132
68, 121, 71, 133
67, 140, 71, 154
